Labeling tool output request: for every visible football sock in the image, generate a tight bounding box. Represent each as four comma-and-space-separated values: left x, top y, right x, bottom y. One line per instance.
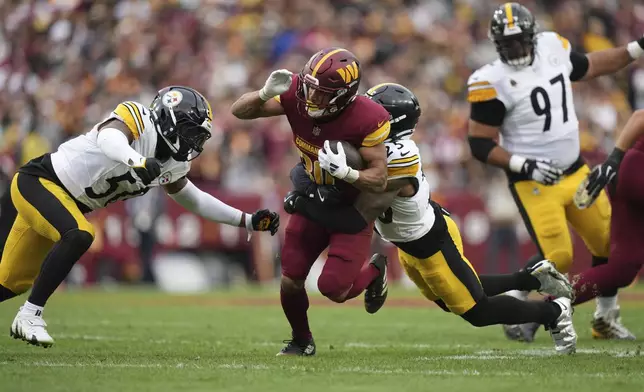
461, 295, 561, 327
592, 256, 617, 297
21, 301, 44, 316
479, 271, 540, 297
0, 284, 17, 302
596, 295, 618, 314
344, 263, 380, 300
28, 229, 93, 307
280, 287, 312, 341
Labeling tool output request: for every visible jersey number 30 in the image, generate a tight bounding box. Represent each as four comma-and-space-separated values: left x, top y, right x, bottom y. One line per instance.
530, 73, 569, 132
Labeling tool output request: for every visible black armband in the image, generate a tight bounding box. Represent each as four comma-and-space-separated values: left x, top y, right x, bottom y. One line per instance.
470, 99, 506, 126
468, 136, 498, 163
569, 51, 589, 82
294, 198, 367, 234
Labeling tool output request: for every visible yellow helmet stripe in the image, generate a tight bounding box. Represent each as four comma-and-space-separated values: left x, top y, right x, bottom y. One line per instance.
505, 3, 515, 28
366, 82, 405, 95
312, 48, 347, 77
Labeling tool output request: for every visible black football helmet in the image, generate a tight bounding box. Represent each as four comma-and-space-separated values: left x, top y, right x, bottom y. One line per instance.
150, 86, 212, 162
489, 3, 538, 67
365, 83, 421, 140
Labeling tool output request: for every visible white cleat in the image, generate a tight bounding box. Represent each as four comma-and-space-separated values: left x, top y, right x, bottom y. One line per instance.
10, 308, 54, 348
528, 260, 573, 299
548, 297, 577, 355
591, 307, 636, 340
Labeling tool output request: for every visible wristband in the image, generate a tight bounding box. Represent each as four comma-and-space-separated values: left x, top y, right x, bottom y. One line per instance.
627, 41, 644, 60
344, 168, 360, 183
508, 155, 527, 173
258, 88, 271, 102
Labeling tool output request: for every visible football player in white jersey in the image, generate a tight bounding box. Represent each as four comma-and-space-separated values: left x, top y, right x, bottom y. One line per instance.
467, 2, 642, 341
286, 83, 577, 354
0, 86, 280, 347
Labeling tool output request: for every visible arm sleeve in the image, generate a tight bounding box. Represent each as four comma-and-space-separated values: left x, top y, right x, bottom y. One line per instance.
569, 51, 590, 82
469, 99, 506, 126
167, 179, 250, 229
96, 127, 145, 166
294, 197, 367, 234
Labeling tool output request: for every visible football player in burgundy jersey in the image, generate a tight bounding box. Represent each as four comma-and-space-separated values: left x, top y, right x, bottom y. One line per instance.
232, 48, 392, 356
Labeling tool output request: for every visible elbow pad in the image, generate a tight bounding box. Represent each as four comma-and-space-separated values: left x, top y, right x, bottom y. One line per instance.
468, 137, 498, 163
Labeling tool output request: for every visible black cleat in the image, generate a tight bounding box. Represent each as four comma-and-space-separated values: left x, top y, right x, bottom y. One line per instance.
364, 254, 388, 314
276, 337, 316, 356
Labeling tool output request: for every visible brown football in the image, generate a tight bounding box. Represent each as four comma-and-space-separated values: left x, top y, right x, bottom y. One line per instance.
327, 140, 365, 170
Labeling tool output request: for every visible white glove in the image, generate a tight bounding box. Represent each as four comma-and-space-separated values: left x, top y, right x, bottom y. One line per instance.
509, 155, 563, 185
259, 69, 293, 101
318, 141, 359, 183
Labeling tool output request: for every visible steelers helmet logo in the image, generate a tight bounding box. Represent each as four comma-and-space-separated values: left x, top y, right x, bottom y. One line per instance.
162, 90, 183, 108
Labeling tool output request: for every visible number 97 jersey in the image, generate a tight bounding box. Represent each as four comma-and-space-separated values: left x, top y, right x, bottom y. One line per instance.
467, 31, 580, 169
375, 139, 435, 243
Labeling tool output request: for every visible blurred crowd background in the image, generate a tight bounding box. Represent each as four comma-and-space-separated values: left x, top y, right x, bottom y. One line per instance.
0, 0, 642, 287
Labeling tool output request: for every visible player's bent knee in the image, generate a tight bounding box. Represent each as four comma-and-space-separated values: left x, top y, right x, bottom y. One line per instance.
0, 284, 19, 302
545, 249, 573, 273
62, 228, 94, 252
460, 297, 491, 328
280, 275, 305, 293
317, 272, 350, 303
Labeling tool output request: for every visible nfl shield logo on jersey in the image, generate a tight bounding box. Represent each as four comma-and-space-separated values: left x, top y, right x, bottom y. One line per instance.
162, 91, 183, 108
312, 125, 321, 136
159, 172, 172, 185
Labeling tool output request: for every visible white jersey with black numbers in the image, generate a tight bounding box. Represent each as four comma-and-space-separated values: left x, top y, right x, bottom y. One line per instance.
50, 101, 190, 211
375, 139, 435, 243
467, 31, 580, 169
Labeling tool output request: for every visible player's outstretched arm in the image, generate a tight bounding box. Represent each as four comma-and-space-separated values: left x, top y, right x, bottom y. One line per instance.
574, 36, 644, 81
230, 69, 291, 119
164, 178, 280, 236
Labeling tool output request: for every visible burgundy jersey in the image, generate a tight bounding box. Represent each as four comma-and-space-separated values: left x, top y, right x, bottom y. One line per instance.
277, 75, 391, 202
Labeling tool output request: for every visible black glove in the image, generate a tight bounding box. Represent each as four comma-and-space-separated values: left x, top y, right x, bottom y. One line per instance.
251, 209, 280, 235
585, 148, 625, 202
132, 158, 161, 185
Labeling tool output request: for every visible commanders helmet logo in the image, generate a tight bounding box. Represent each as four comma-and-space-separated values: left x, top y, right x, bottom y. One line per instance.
162, 90, 183, 108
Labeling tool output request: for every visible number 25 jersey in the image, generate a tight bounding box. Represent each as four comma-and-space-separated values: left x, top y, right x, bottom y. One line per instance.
49, 101, 190, 211
467, 32, 579, 169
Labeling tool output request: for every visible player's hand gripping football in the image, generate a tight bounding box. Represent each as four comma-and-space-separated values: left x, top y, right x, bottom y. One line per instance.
251, 209, 280, 235
574, 148, 625, 209
131, 157, 162, 185
318, 141, 357, 182
259, 69, 293, 101
511, 156, 562, 185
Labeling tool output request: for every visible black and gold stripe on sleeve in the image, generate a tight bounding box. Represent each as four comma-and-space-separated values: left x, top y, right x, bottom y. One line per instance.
113, 101, 144, 140
388, 154, 420, 178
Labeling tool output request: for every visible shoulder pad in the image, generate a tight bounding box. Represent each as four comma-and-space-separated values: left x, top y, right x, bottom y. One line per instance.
386, 140, 420, 179
467, 63, 505, 103
112, 101, 150, 140
537, 31, 571, 54
361, 102, 391, 147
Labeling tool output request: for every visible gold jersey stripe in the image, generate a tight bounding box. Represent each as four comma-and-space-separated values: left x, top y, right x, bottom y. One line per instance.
556, 33, 570, 50
390, 155, 420, 165
388, 162, 419, 178
312, 48, 347, 77
362, 121, 391, 147
113, 103, 142, 140
468, 81, 491, 88
124, 102, 144, 135
505, 3, 514, 28
467, 87, 498, 103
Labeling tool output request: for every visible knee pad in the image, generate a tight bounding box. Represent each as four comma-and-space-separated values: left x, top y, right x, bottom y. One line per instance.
317, 270, 350, 303
0, 284, 18, 302
460, 297, 490, 328
281, 275, 305, 293
61, 228, 94, 251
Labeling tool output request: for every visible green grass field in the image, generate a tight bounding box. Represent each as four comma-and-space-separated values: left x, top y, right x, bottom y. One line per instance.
1, 285, 643, 392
